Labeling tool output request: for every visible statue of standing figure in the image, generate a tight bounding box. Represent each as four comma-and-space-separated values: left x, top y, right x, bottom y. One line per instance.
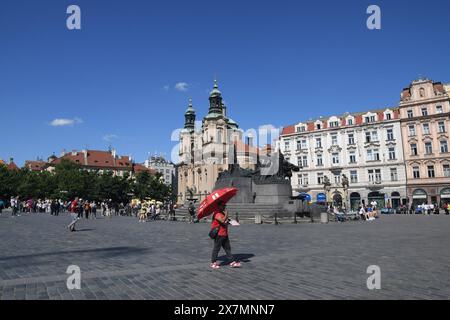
342, 174, 349, 190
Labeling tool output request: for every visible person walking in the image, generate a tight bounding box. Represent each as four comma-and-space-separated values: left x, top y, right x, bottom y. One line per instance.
91, 202, 97, 219
209, 201, 241, 270
188, 202, 196, 223
68, 197, 79, 232
0, 199, 4, 215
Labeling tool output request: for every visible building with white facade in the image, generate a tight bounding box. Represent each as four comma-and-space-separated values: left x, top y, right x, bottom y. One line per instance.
280, 108, 407, 210
144, 154, 175, 185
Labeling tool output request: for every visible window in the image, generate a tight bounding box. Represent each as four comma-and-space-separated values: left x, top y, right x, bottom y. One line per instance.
386, 113, 392, 120
332, 153, 340, 165
366, 131, 378, 142
411, 143, 418, 156
316, 138, 322, 148
331, 134, 338, 145
297, 126, 306, 133
440, 140, 449, 153
348, 118, 354, 125
301, 139, 307, 149
421, 107, 428, 116
365, 115, 376, 123
350, 170, 358, 183
301, 156, 308, 168
348, 133, 355, 145
329, 121, 339, 128
413, 167, 420, 179
368, 169, 374, 182
407, 110, 414, 118
423, 123, 430, 135
316, 155, 323, 166
367, 149, 380, 161
425, 142, 432, 155
284, 141, 290, 151
349, 151, 356, 164
436, 105, 443, 114
375, 169, 382, 183
390, 168, 398, 181
443, 165, 450, 177
408, 125, 416, 136
438, 121, 446, 133
388, 147, 396, 160
368, 169, 381, 183
371, 131, 378, 141
317, 173, 324, 184
387, 129, 394, 141
298, 174, 309, 186
217, 128, 223, 143
427, 165, 435, 178
316, 123, 322, 130
334, 174, 341, 184
296, 140, 301, 151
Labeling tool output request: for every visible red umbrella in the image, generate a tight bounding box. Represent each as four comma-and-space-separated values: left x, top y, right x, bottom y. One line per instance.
197, 187, 238, 220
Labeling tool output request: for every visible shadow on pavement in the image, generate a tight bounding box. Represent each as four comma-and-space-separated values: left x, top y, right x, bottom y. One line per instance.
217, 253, 254, 264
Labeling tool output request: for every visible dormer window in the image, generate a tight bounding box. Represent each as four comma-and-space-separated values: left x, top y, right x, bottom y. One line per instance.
316, 123, 322, 130
365, 115, 376, 123
347, 118, 354, 125
296, 126, 306, 133
385, 113, 392, 120
329, 121, 339, 128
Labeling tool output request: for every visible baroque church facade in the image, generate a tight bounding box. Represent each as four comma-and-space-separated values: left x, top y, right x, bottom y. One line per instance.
177, 81, 259, 204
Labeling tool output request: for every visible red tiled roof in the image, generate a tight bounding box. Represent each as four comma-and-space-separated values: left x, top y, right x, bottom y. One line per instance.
7, 162, 19, 170
51, 150, 132, 170
133, 164, 156, 175
281, 125, 295, 135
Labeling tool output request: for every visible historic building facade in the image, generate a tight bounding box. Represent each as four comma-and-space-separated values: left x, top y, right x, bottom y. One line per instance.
144, 154, 175, 186
399, 78, 450, 207
177, 81, 258, 204
280, 108, 407, 210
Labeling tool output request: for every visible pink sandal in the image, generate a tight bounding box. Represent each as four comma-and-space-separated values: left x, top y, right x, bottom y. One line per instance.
210, 262, 220, 270
230, 261, 241, 268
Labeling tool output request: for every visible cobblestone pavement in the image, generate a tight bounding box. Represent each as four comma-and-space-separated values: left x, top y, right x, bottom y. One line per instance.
0, 210, 449, 300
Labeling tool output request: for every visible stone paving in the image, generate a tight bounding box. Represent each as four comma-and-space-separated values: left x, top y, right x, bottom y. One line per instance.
0, 210, 449, 300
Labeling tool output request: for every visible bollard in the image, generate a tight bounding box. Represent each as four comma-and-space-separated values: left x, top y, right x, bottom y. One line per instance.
320, 212, 328, 224
275, 211, 279, 225
235, 212, 239, 223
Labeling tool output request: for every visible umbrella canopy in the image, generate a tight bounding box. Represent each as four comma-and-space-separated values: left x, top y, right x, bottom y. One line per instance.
197, 187, 238, 220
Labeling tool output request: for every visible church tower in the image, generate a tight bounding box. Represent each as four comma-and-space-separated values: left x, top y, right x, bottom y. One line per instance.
184, 98, 196, 131
208, 79, 223, 116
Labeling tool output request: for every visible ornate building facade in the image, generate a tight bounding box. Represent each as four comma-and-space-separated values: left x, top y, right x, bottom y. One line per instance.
177, 81, 258, 204
280, 108, 407, 210
399, 78, 450, 207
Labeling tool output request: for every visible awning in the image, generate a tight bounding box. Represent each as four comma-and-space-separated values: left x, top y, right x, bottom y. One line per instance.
317, 193, 326, 202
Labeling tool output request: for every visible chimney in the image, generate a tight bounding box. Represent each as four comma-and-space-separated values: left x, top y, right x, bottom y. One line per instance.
111, 148, 117, 158
82, 149, 88, 165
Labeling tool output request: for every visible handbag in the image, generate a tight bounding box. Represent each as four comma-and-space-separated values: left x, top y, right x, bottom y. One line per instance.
208, 226, 220, 239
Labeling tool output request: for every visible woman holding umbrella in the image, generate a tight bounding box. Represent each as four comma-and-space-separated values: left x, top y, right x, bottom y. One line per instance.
210, 200, 241, 270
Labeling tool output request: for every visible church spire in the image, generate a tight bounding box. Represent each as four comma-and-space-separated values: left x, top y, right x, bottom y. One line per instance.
184, 98, 196, 131
208, 79, 223, 115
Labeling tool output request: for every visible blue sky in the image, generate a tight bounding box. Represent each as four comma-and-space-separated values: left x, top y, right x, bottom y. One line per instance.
1, 0, 450, 166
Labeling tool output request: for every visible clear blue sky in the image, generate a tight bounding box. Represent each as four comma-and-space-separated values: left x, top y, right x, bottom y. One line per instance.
1, 0, 450, 166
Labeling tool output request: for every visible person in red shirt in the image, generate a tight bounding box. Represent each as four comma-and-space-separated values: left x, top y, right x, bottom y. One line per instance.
67, 197, 79, 232
210, 201, 241, 270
